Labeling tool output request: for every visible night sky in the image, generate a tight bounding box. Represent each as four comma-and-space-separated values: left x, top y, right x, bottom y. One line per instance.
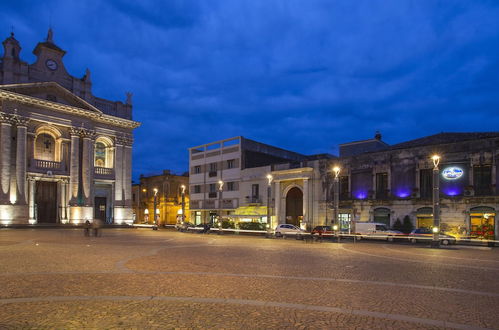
2, 1, 499, 181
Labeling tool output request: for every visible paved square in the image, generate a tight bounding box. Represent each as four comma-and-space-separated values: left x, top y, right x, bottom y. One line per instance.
0, 229, 498, 329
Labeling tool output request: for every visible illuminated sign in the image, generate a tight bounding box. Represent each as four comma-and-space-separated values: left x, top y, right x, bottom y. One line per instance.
441, 167, 464, 180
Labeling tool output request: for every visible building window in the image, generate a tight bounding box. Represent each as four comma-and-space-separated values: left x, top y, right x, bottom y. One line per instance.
194, 166, 201, 174
94, 137, 114, 168
419, 169, 432, 199
227, 182, 235, 191
251, 184, 259, 202
227, 159, 235, 169
209, 184, 216, 193
209, 163, 218, 177
373, 208, 391, 226
339, 176, 349, 199
474, 165, 492, 196
35, 133, 56, 161
375, 173, 388, 199
194, 185, 201, 194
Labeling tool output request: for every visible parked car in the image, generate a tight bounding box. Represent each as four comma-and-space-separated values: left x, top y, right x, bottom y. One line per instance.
408, 228, 456, 245
275, 224, 306, 238
355, 222, 404, 241
311, 226, 334, 236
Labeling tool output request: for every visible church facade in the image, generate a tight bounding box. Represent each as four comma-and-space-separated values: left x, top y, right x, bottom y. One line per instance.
0, 29, 140, 225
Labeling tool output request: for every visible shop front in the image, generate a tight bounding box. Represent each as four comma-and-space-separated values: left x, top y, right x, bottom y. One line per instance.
416, 207, 433, 229
469, 206, 496, 240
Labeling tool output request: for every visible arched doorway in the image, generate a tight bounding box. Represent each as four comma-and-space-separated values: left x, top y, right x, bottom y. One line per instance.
286, 187, 303, 226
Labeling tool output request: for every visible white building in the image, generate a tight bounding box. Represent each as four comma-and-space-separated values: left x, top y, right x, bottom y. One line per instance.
188, 137, 309, 227
0, 30, 140, 225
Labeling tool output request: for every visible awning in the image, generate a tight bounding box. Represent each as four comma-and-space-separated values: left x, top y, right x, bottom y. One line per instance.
231, 206, 268, 217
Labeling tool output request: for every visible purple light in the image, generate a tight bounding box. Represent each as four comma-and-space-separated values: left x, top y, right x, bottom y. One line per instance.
395, 189, 410, 198
444, 189, 460, 196
355, 192, 367, 199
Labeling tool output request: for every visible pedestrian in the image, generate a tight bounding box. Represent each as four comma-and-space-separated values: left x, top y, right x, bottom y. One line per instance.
84, 220, 91, 237
92, 219, 102, 237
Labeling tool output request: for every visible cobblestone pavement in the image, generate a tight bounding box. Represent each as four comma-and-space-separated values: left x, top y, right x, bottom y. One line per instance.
0, 229, 498, 329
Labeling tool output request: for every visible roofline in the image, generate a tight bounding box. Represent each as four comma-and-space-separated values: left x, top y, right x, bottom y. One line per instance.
339, 138, 390, 147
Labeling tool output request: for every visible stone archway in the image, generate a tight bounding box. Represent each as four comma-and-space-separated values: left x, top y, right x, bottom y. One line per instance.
285, 187, 303, 226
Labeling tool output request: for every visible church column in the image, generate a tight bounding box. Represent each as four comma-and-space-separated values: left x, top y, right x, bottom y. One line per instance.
274, 181, 281, 224
123, 137, 133, 207
0, 113, 12, 203
81, 129, 95, 206
15, 117, 29, 204
113, 136, 125, 223
114, 138, 124, 206
303, 178, 309, 228
69, 128, 80, 206
28, 178, 36, 223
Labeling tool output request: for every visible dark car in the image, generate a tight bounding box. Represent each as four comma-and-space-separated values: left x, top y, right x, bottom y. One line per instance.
311, 226, 334, 236
408, 228, 456, 245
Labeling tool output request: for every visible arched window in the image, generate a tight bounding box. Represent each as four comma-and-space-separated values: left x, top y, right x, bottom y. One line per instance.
94, 137, 114, 168
34, 125, 62, 162
35, 133, 55, 161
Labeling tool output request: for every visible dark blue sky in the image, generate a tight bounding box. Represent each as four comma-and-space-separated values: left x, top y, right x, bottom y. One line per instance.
2, 1, 499, 180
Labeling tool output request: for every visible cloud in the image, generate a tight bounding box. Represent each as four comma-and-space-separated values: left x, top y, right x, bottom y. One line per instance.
1, 0, 499, 179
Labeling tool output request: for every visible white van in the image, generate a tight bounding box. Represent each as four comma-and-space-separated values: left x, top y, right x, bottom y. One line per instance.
355, 222, 403, 241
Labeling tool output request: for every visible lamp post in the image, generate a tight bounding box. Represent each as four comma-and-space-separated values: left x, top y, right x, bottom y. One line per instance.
153, 188, 158, 230
431, 155, 440, 248
181, 184, 186, 225
333, 166, 341, 242
266, 174, 273, 237
218, 180, 223, 229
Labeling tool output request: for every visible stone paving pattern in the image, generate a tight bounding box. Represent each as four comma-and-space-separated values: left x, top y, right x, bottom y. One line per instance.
0, 229, 498, 329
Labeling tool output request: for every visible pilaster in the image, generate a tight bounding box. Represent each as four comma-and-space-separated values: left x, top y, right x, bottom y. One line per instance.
14, 115, 29, 204
0, 112, 13, 204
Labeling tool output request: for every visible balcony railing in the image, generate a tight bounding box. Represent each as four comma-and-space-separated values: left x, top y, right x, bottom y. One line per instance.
34, 159, 61, 169
94, 166, 115, 179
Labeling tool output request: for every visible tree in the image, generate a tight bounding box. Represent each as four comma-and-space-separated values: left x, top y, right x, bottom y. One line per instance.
392, 218, 403, 231
401, 215, 414, 234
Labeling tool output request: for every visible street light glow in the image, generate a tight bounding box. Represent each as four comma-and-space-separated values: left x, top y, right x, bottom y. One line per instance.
431, 154, 440, 168
218, 180, 224, 190
266, 174, 273, 185
333, 166, 341, 178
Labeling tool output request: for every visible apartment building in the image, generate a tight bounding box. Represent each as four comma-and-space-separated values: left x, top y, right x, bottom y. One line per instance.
188, 137, 306, 226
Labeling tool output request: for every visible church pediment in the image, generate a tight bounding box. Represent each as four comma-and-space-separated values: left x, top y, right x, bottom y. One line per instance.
0, 82, 102, 114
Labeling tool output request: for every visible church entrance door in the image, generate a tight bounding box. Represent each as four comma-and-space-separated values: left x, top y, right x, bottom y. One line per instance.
35, 181, 57, 223
94, 197, 107, 223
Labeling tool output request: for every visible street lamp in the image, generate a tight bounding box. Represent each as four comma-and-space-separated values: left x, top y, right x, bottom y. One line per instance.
266, 174, 273, 236
333, 166, 341, 242
431, 155, 440, 248
218, 180, 223, 228
181, 184, 186, 225
153, 188, 158, 230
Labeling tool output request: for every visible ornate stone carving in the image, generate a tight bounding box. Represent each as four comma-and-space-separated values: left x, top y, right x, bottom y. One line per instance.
116, 134, 134, 146
80, 128, 96, 139
69, 126, 96, 139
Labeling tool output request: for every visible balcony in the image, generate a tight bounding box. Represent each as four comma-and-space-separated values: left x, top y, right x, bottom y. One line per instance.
208, 192, 218, 198
94, 166, 115, 180
208, 171, 217, 177
29, 159, 67, 175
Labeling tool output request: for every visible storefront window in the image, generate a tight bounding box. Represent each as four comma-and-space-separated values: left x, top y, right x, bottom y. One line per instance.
339, 213, 351, 233
373, 208, 390, 226
416, 207, 433, 229
470, 207, 495, 239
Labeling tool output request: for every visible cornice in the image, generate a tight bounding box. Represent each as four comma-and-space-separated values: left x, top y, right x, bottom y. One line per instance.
0, 89, 140, 129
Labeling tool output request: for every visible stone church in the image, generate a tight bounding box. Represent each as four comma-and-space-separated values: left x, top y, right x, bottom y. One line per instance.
0, 29, 140, 225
